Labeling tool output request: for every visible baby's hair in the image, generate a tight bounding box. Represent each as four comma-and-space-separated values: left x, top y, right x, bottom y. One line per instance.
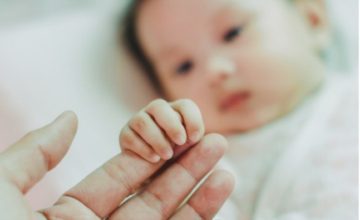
122, 0, 163, 94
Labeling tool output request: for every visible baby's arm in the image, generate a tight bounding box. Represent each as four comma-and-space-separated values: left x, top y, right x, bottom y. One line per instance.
120, 99, 205, 163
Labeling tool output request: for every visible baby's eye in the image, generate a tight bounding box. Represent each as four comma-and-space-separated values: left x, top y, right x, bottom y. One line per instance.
176, 60, 193, 75
223, 26, 243, 42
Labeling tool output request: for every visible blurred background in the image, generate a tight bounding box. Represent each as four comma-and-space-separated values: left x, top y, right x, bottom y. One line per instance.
0, 0, 358, 210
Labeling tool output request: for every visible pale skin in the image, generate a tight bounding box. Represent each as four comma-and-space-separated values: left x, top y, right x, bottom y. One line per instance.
120, 99, 205, 162
0, 111, 234, 219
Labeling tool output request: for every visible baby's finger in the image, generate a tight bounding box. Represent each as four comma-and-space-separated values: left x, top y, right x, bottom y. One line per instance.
129, 112, 173, 160
171, 99, 205, 144
146, 99, 187, 146
120, 126, 161, 163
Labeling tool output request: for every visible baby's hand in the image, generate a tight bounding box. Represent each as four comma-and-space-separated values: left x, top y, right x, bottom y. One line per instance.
120, 99, 205, 163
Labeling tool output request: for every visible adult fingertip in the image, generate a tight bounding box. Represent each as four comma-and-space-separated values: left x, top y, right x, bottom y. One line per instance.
212, 170, 236, 193
57, 111, 78, 126
53, 111, 78, 134
202, 133, 228, 153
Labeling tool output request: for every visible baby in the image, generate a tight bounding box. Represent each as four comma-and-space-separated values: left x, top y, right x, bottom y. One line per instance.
119, 0, 358, 219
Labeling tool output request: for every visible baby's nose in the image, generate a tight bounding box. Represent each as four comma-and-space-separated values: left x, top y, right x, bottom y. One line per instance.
207, 55, 236, 87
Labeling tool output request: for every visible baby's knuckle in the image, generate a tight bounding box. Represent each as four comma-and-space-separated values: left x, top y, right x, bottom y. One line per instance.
150, 99, 168, 108
130, 113, 148, 131
147, 99, 168, 114
120, 130, 134, 147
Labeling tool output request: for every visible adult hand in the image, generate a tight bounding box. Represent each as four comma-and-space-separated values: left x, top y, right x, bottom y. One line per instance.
0, 112, 234, 219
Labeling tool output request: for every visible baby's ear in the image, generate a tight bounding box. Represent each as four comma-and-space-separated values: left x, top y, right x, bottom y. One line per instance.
294, 0, 331, 52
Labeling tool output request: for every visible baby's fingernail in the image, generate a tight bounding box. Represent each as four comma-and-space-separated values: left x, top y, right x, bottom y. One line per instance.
174, 134, 186, 146
190, 131, 201, 143
163, 149, 174, 160
150, 154, 161, 163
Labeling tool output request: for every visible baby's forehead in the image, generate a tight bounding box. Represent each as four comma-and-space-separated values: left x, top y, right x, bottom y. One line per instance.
139, 1, 248, 32
137, 0, 278, 58
138, 0, 271, 26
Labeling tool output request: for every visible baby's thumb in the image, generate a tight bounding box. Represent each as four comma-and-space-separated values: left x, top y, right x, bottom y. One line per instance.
0, 111, 78, 193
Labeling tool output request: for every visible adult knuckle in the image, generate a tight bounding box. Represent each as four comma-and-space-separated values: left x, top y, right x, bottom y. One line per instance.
102, 162, 136, 195
25, 131, 54, 170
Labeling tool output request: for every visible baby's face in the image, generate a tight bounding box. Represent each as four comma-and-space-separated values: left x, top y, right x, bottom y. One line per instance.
137, 0, 327, 134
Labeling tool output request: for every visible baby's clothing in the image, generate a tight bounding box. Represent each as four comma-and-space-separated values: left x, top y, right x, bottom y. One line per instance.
217, 73, 358, 219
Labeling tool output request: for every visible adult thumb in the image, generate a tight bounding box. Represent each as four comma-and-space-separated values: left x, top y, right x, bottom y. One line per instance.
0, 111, 78, 193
